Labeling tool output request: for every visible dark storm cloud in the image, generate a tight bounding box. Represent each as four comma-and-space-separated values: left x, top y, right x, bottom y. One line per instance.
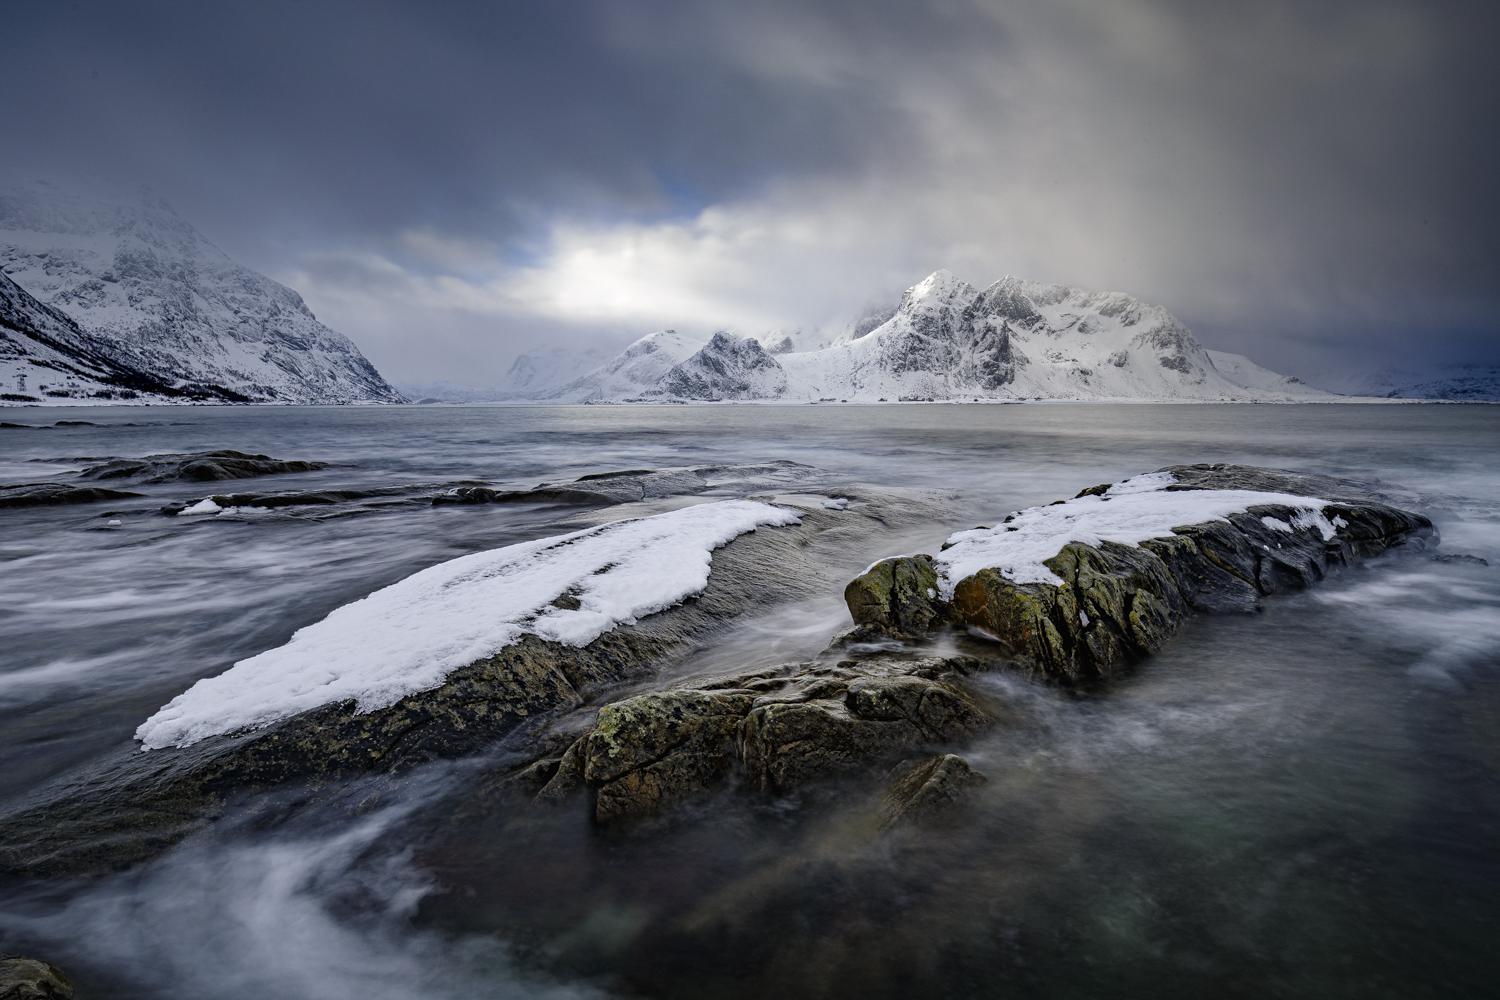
6, 0, 1498, 381
6, 0, 903, 251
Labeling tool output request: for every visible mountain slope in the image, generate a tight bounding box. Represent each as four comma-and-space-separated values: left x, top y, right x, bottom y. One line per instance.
657, 332, 788, 399
1, 270, 246, 403
1312, 363, 1500, 401
0, 183, 402, 404
550, 329, 703, 401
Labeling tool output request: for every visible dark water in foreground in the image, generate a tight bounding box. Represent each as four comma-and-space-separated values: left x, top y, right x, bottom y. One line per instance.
1, 403, 1498, 998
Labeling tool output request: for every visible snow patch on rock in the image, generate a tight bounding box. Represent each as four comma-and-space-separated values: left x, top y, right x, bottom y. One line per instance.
936, 472, 1337, 591
136, 500, 799, 748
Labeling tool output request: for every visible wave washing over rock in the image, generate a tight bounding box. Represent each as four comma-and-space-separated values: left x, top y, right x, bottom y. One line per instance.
0, 460, 1436, 885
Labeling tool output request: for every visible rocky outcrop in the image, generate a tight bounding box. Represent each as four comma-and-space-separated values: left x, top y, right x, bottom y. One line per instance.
847, 464, 1435, 682
0, 958, 72, 1000
432, 462, 814, 508
516, 653, 992, 823
0, 482, 141, 507
843, 554, 944, 637
79, 449, 327, 483
0, 493, 930, 875
160, 486, 412, 516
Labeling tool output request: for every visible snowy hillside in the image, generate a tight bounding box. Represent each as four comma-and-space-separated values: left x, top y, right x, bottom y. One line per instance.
658, 332, 788, 398
1, 270, 236, 404
549, 329, 702, 400
1312, 363, 1500, 402
538, 271, 1334, 403
765, 271, 1335, 402
0, 183, 402, 404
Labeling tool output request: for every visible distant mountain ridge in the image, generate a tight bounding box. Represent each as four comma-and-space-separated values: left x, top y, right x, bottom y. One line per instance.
0, 183, 402, 404
507, 270, 1333, 403
1310, 363, 1500, 402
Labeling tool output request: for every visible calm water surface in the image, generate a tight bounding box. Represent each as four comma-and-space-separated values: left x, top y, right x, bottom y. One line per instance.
1, 403, 1497, 998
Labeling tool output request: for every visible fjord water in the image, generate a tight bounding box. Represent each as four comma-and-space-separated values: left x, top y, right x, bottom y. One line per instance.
1, 403, 1498, 999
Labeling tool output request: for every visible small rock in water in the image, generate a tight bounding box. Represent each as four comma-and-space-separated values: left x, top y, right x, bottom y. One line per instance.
0, 956, 73, 999
879, 753, 988, 828
1432, 552, 1489, 566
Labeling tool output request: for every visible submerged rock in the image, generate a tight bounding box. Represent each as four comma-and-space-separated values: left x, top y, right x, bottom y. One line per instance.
0, 482, 141, 507
160, 486, 412, 516
78, 449, 327, 483
432, 462, 816, 507
851, 464, 1435, 682
879, 753, 988, 828
0, 958, 72, 1000
515, 653, 992, 823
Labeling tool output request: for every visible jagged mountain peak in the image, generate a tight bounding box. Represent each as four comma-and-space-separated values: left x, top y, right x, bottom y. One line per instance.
901, 269, 976, 308
656, 331, 785, 400
505, 270, 1333, 404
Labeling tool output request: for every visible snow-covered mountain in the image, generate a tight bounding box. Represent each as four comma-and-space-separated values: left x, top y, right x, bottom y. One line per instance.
548, 329, 701, 400
1, 270, 233, 404
1311, 363, 1500, 402
0, 183, 402, 404
659, 331, 788, 398
544, 271, 1330, 403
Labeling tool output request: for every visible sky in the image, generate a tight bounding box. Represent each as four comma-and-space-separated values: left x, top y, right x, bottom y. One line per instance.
8, 0, 1499, 384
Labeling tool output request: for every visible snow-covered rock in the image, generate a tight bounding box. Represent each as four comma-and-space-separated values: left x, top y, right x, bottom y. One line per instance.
0, 182, 402, 404
136, 499, 800, 748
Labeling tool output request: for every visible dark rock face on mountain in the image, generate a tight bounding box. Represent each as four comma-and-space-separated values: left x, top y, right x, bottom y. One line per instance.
79, 449, 327, 483
848, 464, 1436, 682
1, 270, 239, 404
0, 184, 402, 404
656, 332, 788, 400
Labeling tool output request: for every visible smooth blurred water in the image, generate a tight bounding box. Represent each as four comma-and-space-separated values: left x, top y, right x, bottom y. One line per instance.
1, 403, 1497, 998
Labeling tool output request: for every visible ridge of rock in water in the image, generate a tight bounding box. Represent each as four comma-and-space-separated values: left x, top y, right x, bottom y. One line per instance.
0, 489, 938, 876
77, 449, 328, 483
488, 464, 1435, 828
845, 463, 1435, 682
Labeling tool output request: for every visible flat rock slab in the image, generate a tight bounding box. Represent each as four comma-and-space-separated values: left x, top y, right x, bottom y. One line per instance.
78, 449, 326, 483
0, 482, 141, 507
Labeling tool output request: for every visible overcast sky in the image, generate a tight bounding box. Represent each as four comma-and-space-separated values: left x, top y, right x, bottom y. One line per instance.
9, 0, 1498, 383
